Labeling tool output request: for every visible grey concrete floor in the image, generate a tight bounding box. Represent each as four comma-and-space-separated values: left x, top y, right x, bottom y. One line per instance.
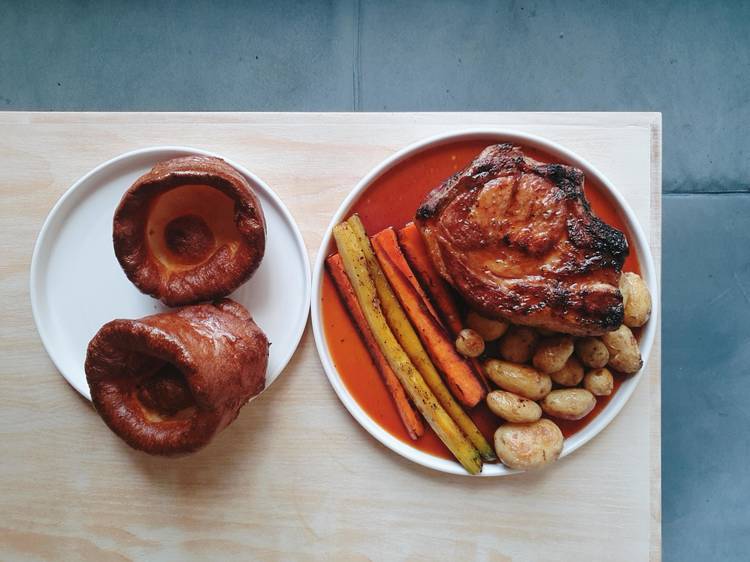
2, 1, 749, 560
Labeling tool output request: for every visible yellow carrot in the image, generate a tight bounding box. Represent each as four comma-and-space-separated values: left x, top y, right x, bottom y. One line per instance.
347, 215, 496, 462
333, 220, 482, 474
326, 254, 424, 440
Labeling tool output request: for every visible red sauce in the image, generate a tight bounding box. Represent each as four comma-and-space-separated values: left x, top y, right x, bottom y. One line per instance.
321, 139, 641, 461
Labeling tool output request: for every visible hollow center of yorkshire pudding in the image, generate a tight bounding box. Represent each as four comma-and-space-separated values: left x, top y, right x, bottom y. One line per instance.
164, 214, 215, 262
136, 362, 196, 420
146, 184, 242, 269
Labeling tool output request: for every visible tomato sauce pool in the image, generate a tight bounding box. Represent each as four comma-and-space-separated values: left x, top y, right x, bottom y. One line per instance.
321, 139, 641, 461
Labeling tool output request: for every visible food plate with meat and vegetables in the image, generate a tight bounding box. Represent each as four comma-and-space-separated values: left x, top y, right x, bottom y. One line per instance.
311, 129, 657, 476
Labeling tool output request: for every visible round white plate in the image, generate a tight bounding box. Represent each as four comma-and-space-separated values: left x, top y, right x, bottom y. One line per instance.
31, 146, 311, 401
311, 129, 658, 476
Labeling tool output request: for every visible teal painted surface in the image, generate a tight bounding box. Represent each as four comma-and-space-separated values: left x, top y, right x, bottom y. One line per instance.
0, 1, 357, 110
2, 0, 748, 193
663, 194, 750, 561
2, 1, 750, 560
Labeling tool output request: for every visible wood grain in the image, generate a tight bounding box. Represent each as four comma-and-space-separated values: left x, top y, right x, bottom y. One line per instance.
0, 112, 661, 562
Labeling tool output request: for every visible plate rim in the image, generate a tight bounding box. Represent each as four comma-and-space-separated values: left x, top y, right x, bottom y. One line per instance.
30, 145, 311, 401
310, 128, 658, 477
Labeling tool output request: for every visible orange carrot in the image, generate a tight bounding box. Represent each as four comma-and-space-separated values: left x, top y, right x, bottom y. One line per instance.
371, 228, 441, 323
372, 240, 486, 408
468, 357, 490, 390
326, 254, 424, 440
397, 224, 490, 390
398, 222, 463, 336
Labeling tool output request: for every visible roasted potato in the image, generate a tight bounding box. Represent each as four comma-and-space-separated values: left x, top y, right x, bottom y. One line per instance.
575, 337, 610, 369
466, 311, 509, 341
455, 328, 485, 358
541, 389, 597, 421
601, 325, 643, 374
620, 272, 652, 328
499, 326, 538, 363
584, 367, 614, 396
494, 419, 564, 470
484, 359, 551, 400
532, 336, 574, 374
486, 390, 542, 423
549, 356, 585, 387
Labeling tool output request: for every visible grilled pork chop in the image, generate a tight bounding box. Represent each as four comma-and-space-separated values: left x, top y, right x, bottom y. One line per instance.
416, 144, 628, 336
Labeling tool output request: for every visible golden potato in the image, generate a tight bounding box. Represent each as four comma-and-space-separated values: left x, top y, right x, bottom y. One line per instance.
494, 419, 564, 470
575, 337, 610, 369
484, 359, 551, 400
601, 325, 643, 374
541, 389, 597, 421
499, 326, 538, 363
465, 311, 509, 341
532, 336, 574, 374
584, 367, 614, 396
486, 390, 542, 423
455, 328, 485, 358
549, 356, 584, 387
620, 272, 652, 328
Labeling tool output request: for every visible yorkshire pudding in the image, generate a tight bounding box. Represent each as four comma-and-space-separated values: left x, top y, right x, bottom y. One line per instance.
113, 156, 266, 306
85, 299, 269, 456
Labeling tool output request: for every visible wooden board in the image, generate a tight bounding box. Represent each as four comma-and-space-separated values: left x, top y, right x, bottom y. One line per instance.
0, 112, 661, 561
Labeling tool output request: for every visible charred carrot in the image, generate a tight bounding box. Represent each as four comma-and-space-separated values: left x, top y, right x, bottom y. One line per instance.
334, 219, 483, 474
373, 240, 486, 408
326, 254, 425, 440
347, 215, 495, 463
372, 228, 441, 323
398, 222, 463, 336
397, 224, 490, 390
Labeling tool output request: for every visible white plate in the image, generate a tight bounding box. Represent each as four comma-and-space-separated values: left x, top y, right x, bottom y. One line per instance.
311, 129, 658, 476
31, 146, 311, 401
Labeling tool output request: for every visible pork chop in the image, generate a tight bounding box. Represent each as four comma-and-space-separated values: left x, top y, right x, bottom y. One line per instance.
415, 144, 628, 336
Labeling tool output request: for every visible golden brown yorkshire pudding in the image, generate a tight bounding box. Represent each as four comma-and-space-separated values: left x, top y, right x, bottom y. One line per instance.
114, 156, 266, 306
85, 299, 269, 456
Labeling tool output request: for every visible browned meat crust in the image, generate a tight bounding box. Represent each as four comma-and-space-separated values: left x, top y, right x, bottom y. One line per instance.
113, 156, 266, 306
85, 299, 268, 455
416, 144, 628, 336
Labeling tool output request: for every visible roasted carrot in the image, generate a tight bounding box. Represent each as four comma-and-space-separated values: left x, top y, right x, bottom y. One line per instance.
470, 357, 490, 389
373, 240, 486, 409
334, 219, 483, 474
326, 254, 425, 440
372, 228, 441, 323
347, 215, 495, 462
397, 223, 493, 390
398, 222, 463, 336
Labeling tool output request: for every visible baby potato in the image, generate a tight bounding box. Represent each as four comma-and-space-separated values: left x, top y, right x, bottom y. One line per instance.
532, 336, 574, 374
494, 419, 564, 470
549, 356, 584, 387
484, 359, 552, 400
455, 328, 485, 358
620, 272, 652, 328
466, 311, 509, 341
601, 325, 643, 374
541, 389, 597, 421
486, 390, 542, 423
499, 326, 538, 363
584, 367, 614, 396
575, 337, 610, 369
